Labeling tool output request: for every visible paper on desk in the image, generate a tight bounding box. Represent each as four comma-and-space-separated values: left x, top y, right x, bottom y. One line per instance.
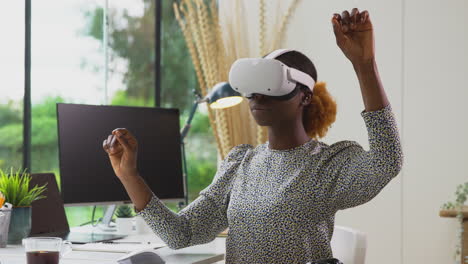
64, 250, 126, 261
72, 242, 166, 253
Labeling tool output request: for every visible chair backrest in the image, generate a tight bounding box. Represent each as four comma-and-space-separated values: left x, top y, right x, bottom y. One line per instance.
330, 225, 367, 264
30, 173, 70, 236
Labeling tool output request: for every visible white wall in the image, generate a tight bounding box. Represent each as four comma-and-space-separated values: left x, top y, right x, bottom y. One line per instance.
238, 0, 468, 263
402, 0, 468, 263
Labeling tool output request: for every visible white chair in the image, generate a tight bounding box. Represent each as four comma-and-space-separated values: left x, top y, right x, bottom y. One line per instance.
330, 225, 367, 264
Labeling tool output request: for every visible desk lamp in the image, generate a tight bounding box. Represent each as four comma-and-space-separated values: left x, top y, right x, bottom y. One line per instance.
180, 82, 242, 139
179, 82, 242, 206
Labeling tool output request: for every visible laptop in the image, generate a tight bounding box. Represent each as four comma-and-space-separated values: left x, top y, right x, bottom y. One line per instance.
29, 173, 126, 244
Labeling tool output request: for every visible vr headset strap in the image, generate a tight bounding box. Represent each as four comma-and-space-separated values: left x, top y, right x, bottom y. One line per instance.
266, 49, 316, 92
288, 68, 315, 91
265, 49, 293, 59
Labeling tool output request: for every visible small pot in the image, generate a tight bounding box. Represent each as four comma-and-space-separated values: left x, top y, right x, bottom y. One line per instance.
116, 217, 134, 235
8, 206, 31, 245
135, 215, 153, 234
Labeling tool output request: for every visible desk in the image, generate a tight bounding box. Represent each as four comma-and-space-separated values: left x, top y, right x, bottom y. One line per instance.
0, 226, 226, 264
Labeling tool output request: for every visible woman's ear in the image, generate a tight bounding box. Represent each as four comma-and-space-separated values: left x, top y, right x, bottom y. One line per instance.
301, 92, 312, 106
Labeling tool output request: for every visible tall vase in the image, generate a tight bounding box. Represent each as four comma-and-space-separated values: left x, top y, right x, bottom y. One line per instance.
8, 207, 31, 245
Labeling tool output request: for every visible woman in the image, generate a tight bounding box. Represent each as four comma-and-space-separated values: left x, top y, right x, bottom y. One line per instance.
103, 8, 403, 263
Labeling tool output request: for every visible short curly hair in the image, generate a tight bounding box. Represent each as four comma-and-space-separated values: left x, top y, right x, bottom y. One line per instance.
275, 51, 337, 139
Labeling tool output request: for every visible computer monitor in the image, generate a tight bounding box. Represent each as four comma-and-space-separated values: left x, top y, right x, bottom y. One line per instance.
56, 103, 185, 206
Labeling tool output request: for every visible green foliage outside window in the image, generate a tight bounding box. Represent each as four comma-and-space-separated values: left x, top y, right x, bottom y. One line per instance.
0, 0, 218, 227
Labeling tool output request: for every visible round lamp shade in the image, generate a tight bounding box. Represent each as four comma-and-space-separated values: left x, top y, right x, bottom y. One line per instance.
207, 82, 243, 109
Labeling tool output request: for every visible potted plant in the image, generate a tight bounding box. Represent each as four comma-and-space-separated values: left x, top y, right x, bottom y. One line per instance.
0, 168, 47, 244
114, 205, 135, 235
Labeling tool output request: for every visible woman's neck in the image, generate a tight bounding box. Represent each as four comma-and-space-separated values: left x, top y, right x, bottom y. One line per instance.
267, 123, 311, 150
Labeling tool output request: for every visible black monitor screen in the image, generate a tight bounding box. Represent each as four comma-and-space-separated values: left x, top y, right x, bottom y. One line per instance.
57, 103, 184, 204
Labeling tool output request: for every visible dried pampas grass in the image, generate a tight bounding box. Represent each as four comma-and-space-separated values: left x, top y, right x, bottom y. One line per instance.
174, 0, 302, 159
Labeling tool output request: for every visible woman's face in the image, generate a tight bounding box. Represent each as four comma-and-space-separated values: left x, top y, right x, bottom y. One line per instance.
248, 88, 309, 127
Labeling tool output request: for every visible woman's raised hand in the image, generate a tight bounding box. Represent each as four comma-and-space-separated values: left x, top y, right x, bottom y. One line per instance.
332, 8, 375, 65
103, 128, 139, 181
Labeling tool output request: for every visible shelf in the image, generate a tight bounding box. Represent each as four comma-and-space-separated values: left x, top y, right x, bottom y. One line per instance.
440, 206, 468, 218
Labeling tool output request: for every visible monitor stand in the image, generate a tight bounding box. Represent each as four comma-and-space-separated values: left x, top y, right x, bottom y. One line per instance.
98, 205, 117, 232
67, 205, 126, 244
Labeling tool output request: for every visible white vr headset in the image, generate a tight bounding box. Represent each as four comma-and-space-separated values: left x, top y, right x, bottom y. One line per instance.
228, 49, 316, 99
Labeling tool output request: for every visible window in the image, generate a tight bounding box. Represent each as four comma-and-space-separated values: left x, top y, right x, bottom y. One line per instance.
0, 1, 25, 170
7, 0, 218, 227
107, 0, 155, 107
160, 0, 217, 201
31, 0, 156, 226
31, 0, 106, 226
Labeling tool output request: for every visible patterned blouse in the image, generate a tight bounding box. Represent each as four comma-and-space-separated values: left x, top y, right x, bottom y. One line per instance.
138, 105, 403, 263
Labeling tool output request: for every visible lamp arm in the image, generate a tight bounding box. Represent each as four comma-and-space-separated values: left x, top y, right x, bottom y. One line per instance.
179, 90, 208, 208
180, 97, 208, 140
